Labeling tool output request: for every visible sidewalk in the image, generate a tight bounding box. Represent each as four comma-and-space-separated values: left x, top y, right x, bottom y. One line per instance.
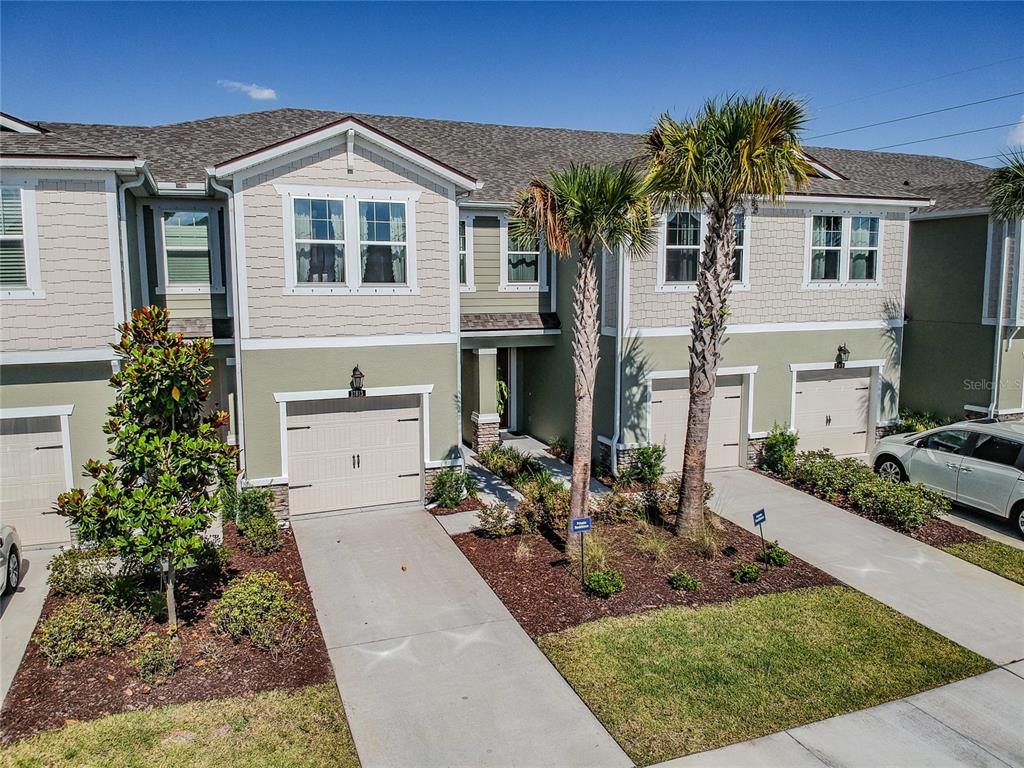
708, 469, 1024, 665
1, 548, 56, 706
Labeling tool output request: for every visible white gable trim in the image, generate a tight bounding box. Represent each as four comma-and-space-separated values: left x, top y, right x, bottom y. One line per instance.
0, 114, 44, 134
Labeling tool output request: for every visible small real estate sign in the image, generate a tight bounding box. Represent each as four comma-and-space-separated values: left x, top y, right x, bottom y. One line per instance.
571, 516, 593, 534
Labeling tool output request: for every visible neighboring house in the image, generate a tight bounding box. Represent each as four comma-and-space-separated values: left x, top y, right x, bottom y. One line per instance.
901, 177, 1023, 422
0, 107, 995, 536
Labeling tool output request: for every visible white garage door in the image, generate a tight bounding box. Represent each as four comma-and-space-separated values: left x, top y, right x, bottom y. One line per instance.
650, 375, 744, 472
0, 416, 72, 548
286, 395, 422, 516
794, 369, 871, 456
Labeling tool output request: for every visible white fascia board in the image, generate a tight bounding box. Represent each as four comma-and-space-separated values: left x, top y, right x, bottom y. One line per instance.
0, 156, 141, 172
789, 358, 886, 372
632, 319, 902, 337
208, 119, 480, 191
458, 200, 512, 211
0, 347, 116, 365
461, 329, 561, 338
274, 384, 434, 403
241, 334, 457, 350
910, 207, 990, 221
0, 114, 44, 133
782, 194, 933, 208
646, 365, 758, 381
0, 403, 75, 419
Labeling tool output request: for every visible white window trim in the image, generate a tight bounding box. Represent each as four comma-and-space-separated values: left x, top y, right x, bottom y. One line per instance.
803, 210, 884, 289
459, 214, 476, 292
498, 215, 548, 293
276, 185, 421, 296
152, 202, 225, 295
655, 210, 751, 293
0, 184, 44, 300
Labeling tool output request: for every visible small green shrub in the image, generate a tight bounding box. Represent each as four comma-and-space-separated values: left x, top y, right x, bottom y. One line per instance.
235, 486, 276, 530
431, 468, 471, 508
635, 522, 672, 563
478, 444, 540, 484
570, 530, 611, 576
731, 562, 761, 584
35, 598, 144, 667
757, 540, 791, 567
584, 568, 624, 598
667, 570, 701, 591
211, 571, 309, 653
476, 502, 516, 537
131, 631, 181, 684
192, 540, 233, 577
515, 475, 570, 532
896, 409, 954, 433
244, 514, 282, 555
592, 492, 644, 524
849, 476, 949, 530
622, 444, 665, 486
47, 545, 118, 596
761, 424, 799, 476
548, 436, 572, 461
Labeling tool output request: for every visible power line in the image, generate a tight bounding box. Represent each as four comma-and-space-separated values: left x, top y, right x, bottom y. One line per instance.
870, 122, 1019, 151
963, 151, 1022, 162
807, 91, 1024, 140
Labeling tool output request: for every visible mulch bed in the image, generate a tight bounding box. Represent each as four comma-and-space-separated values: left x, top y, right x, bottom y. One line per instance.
454, 518, 836, 637
429, 497, 485, 516
0, 524, 333, 744
755, 469, 987, 549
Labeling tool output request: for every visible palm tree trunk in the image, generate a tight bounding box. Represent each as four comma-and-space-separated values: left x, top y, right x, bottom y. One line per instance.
676, 205, 736, 537
165, 559, 178, 627
569, 248, 600, 541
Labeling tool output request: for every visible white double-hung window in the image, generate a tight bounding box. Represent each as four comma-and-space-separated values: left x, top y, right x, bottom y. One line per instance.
156, 205, 224, 294
358, 200, 407, 284
658, 209, 749, 291
293, 197, 344, 283
806, 213, 882, 286
499, 215, 547, 292
0, 184, 42, 299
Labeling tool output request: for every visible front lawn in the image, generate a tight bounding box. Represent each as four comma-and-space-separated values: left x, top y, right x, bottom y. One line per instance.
0, 684, 359, 768
942, 540, 1024, 585
539, 585, 991, 765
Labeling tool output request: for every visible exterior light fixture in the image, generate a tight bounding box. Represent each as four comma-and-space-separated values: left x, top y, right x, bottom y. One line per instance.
350, 365, 365, 397
835, 344, 850, 369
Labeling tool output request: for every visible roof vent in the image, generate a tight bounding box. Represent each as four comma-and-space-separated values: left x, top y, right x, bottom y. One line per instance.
903, 180, 910, 186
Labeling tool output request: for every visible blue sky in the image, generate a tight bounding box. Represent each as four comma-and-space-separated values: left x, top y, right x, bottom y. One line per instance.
2, 2, 1022, 165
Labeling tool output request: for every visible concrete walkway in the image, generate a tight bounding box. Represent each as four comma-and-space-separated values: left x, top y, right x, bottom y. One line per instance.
708, 469, 1024, 665
293, 504, 630, 768
1, 548, 56, 705
658, 666, 1024, 768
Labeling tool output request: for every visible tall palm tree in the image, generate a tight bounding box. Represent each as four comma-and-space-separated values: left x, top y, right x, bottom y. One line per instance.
511, 163, 655, 538
985, 149, 1024, 221
645, 93, 813, 538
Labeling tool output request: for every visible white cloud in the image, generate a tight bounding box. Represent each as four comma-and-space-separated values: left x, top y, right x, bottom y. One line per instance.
1009, 114, 1024, 146
217, 79, 277, 101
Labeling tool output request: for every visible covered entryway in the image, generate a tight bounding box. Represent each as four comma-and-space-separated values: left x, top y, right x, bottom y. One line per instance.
793, 368, 872, 455
650, 375, 745, 471
286, 395, 422, 515
0, 416, 72, 548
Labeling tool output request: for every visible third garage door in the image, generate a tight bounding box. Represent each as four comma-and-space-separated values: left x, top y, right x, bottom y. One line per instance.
0, 416, 72, 548
794, 368, 871, 456
650, 375, 744, 472
286, 395, 422, 516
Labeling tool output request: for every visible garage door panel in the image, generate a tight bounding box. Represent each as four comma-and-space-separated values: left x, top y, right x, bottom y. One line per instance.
794, 369, 871, 456
650, 375, 743, 472
0, 416, 72, 548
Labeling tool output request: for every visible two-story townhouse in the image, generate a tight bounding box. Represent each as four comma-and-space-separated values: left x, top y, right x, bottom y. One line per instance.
1, 107, 995, 527
901, 176, 1022, 421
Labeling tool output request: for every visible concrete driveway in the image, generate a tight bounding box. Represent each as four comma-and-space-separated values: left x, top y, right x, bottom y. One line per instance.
1, 548, 56, 705
293, 504, 630, 768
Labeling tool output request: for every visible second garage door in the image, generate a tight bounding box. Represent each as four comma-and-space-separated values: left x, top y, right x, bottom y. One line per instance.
794, 368, 871, 456
1, 416, 73, 548
286, 395, 422, 516
650, 375, 744, 472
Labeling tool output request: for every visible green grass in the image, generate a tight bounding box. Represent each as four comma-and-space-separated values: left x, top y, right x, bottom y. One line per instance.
0, 685, 360, 768
538, 586, 991, 765
943, 540, 1024, 585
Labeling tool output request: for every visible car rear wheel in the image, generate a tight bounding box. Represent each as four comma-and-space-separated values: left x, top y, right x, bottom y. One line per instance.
3, 547, 19, 595
875, 456, 907, 482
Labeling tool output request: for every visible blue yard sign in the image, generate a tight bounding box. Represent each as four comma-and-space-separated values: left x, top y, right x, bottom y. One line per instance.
753, 509, 766, 526
571, 516, 593, 534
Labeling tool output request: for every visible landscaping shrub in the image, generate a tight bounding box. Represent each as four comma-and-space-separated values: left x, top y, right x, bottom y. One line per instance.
592, 491, 643, 524
235, 486, 276, 530
548, 436, 572, 461
211, 571, 309, 654
476, 502, 516, 537
584, 569, 624, 598
792, 450, 874, 500
244, 514, 283, 555
515, 474, 570, 532
478, 444, 540, 484
430, 468, 474, 508
849, 476, 949, 530
667, 570, 701, 591
570, 530, 611, 576
896, 409, 953, 433
35, 598, 144, 667
514, 538, 533, 562
622, 444, 665, 486
757, 540, 791, 567
731, 562, 761, 584
47, 545, 119, 597
761, 424, 798, 476
635, 522, 672, 563
192, 539, 233, 577
131, 631, 181, 684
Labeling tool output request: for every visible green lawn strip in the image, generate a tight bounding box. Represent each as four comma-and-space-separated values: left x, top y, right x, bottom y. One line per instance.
942, 540, 1024, 585
0, 684, 359, 768
538, 585, 991, 765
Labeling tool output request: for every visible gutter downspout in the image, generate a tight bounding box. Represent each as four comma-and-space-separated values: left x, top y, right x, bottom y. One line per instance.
208, 175, 246, 477
117, 171, 148, 321
990, 219, 1011, 418
610, 245, 626, 477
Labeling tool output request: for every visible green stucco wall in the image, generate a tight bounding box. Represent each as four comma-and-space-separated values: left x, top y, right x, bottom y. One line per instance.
239, 344, 459, 480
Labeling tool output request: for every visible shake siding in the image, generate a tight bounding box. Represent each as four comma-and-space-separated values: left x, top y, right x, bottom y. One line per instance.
459, 215, 551, 314
628, 208, 907, 328
602, 247, 618, 330
240, 138, 452, 338
985, 220, 1018, 321
0, 178, 117, 352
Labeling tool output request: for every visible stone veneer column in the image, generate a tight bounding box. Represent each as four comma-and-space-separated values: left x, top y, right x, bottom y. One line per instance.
472, 348, 501, 452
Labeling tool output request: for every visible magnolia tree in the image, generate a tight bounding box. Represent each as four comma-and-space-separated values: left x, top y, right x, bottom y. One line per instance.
57, 306, 237, 626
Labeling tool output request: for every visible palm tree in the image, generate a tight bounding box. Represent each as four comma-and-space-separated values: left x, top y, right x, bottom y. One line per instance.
511, 163, 655, 539
985, 149, 1024, 221
644, 93, 813, 538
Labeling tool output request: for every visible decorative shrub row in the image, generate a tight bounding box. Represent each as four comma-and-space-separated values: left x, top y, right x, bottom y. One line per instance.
35, 598, 144, 667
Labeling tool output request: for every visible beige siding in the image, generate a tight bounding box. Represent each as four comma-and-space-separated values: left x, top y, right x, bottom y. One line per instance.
0, 176, 118, 352
629, 207, 907, 328
601, 246, 618, 330
460, 215, 552, 314
240, 137, 453, 338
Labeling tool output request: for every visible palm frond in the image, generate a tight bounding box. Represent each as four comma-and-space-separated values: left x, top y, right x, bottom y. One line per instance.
985, 150, 1024, 222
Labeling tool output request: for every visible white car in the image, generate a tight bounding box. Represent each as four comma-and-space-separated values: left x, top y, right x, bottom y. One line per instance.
870, 419, 1024, 538
1, 525, 22, 596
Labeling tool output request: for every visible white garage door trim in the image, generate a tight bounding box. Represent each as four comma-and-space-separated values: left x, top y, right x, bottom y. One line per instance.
789, 358, 884, 453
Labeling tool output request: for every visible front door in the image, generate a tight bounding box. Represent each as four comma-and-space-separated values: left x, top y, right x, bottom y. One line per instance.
497, 348, 512, 431
907, 428, 973, 499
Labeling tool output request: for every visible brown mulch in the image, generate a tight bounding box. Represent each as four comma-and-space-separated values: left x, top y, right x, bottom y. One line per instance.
454, 518, 836, 637
0, 524, 333, 744
429, 497, 485, 516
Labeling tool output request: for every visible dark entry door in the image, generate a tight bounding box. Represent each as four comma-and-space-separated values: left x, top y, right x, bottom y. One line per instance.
497, 348, 511, 430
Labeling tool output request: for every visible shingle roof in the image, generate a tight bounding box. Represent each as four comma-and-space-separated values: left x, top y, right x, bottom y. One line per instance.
914, 179, 989, 213
461, 312, 561, 332
0, 130, 135, 159
2, 107, 992, 206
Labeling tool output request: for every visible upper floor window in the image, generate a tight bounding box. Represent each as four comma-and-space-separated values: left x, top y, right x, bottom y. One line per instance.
508, 232, 541, 284
732, 212, 746, 283
163, 211, 214, 287
359, 200, 407, 284
458, 219, 467, 285
807, 213, 882, 286
0, 187, 26, 289
665, 211, 701, 283
294, 198, 344, 283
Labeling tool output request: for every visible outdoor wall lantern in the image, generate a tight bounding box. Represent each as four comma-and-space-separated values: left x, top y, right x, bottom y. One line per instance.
835, 344, 850, 369
350, 365, 366, 397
